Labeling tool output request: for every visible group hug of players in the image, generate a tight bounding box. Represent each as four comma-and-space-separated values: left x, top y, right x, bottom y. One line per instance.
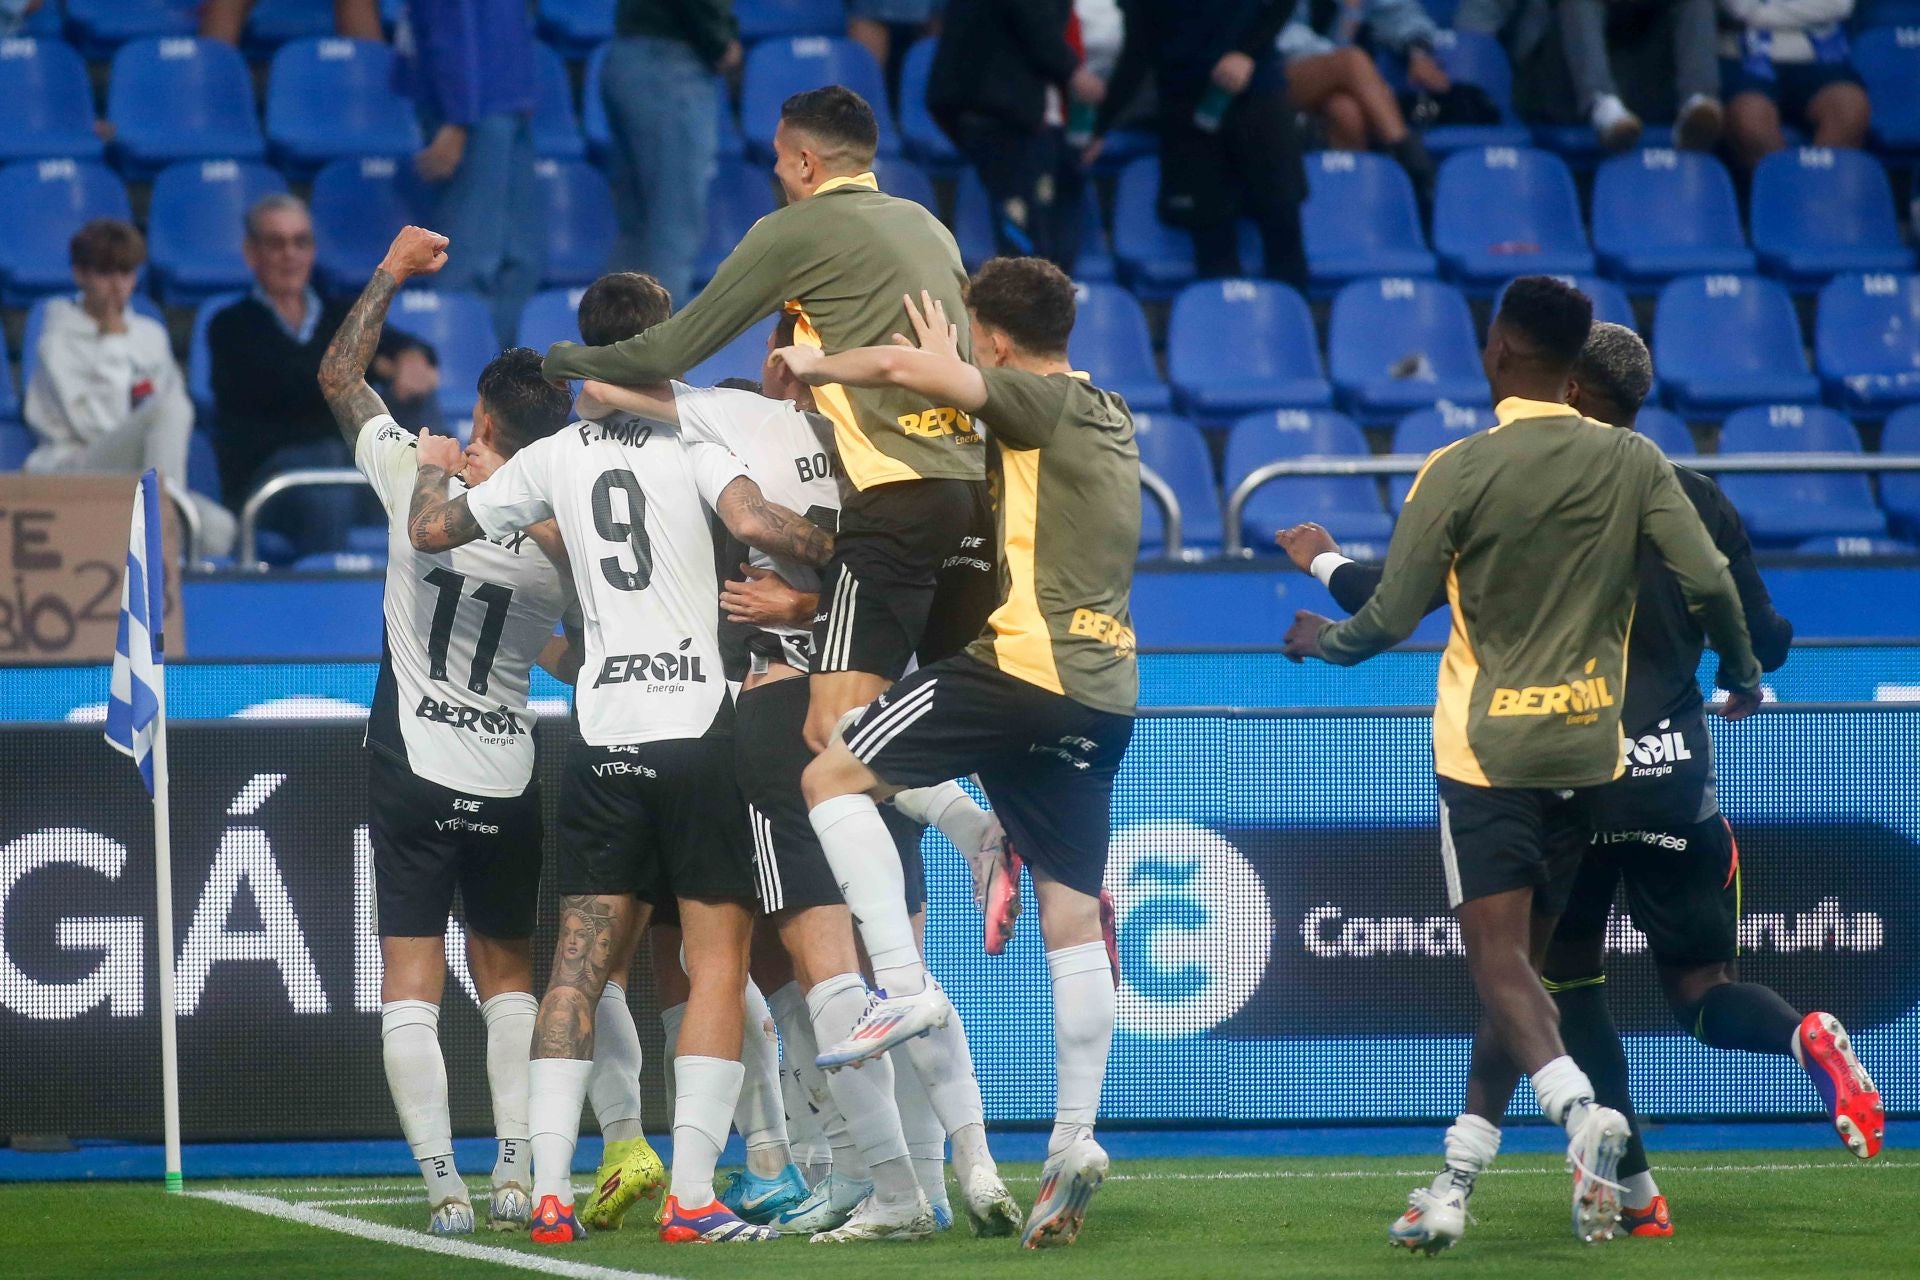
318, 82, 1884, 1256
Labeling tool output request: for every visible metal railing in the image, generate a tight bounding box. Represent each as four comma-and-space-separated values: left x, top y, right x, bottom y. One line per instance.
1140, 462, 1184, 559
1221, 452, 1920, 557
159, 475, 204, 567
237, 469, 372, 568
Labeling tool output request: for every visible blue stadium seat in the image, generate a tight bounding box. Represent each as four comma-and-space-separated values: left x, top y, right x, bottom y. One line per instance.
1880, 405, 1920, 537
1591, 149, 1753, 286
108, 37, 266, 178
535, 0, 614, 56
1378, 29, 1532, 152
740, 37, 899, 160
898, 39, 960, 170
1795, 534, 1917, 556
148, 160, 288, 304
348, 524, 390, 554
1433, 146, 1593, 289
1113, 158, 1258, 299
292, 551, 387, 572
1633, 406, 1695, 455
1714, 404, 1886, 544
697, 161, 778, 284
531, 41, 586, 160
1857, 0, 1920, 25
243, 0, 337, 56
0, 159, 133, 305
188, 430, 221, 504
187, 291, 247, 417
1389, 402, 1495, 504
392, 290, 501, 418
1751, 148, 1914, 286
1817, 273, 1920, 413
1134, 412, 1220, 553
583, 45, 747, 165
1225, 409, 1394, 550
310, 156, 421, 295
1301, 151, 1436, 293
1653, 274, 1820, 415
1328, 277, 1487, 423
0, 422, 31, 469
950, 166, 1105, 274
22, 292, 167, 392
0, 354, 16, 423
738, 0, 843, 40
533, 158, 617, 288
519, 286, 586, 352
267, 38, 421, 177
1068, 281, 1171, 412
870, 156, 937, 214
687, 315, 779, 387
65, 0, 195, 59
1493, 273, 1636, 328
1854, 26, 1920, 152
1076, 198, 1117, 283
0, 37, 104, 162
1168, 279, 1332, 420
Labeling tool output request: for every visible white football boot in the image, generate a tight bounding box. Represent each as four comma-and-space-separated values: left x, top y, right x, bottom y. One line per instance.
1388, 1184, 1469, 1254
487, 1181, 531, 1231
810, 1191, 937, 1243
1022, 1135, 1108, 1249
816, 982, 953, 1070
960, 1164, 1024, 1238
428, 1196, 475, 1236
773, 1172, 873, 1235
1567, 1103, 1631, 1243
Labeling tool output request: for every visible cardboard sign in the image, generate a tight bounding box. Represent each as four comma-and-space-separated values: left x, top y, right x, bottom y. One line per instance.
0, 474, 186, 663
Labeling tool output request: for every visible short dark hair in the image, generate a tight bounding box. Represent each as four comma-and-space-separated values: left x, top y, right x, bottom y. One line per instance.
779, 86, 879, 165
1495, 276, 1593, 368
70, 218, 145, 273
773, 310, 799, 348
715, 377, 763, 392
965, 257, 1076, 357
577, 272, 672, 347
477, 348, 570, 455
1572, 322, 1653, 420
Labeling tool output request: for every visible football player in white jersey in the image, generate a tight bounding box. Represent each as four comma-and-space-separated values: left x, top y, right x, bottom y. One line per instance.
317, 227, 574, 1237
404, 312, 835, 1247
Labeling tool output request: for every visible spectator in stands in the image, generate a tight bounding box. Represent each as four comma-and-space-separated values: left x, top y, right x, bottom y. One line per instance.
1090, 0, 1309, 288
1076, 0, 1125, 78
392, 0, 546, 347
23, 220, 236, 556
208, 195, 437, 558
1458, 0, 1724, 151
1278, 0, 1441, 209
1719, 0, 1870, 169
600, 0, 742, 306
848, 0, 942, 88
201, 0, 383, 44
929, 0, 1101, 270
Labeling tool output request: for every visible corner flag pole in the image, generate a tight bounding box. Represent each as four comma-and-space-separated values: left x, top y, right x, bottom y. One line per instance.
151, 679, 182, 1194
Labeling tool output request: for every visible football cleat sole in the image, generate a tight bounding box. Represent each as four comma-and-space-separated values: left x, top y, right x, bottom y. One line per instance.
1794, 1012, 1885, 1159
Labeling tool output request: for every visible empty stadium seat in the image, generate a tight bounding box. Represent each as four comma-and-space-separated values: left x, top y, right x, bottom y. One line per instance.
1816, 273, 1920, 412
1301, 151, 1436, 292
741, 38, 899, 159
1134, 412, 1220, 553
870, 156, 937, 214
65, 0, 195, 59
1653, 275, 1820, 415
0, 37, 104, 162
1633, 406, 1695, 455
697, 161, 778, 284
531, 41, 586, 160
1880, 405, 1920, 536
148, 160, 288, 303
1225, 409, 1394, 550
0, 422, 31, 469
310, 156, 420, 295
243, 0, 338, 55
1168, 279, 1332, 419
1493, 273, 1636, 328
1378, 29, 1532, 152
1714, 404, 1887, 544
1751, 148, 1914, 285
109, 37, 265, 177
1112, 158, 1259, 299
267, 38, 421, 176
535, 0, 614, 56
187, 291, 246, 416
898, 39, 961, 169
1390, 402, 1495, 504
583, 45, 747, 165
519, 286, 586, 352
0, 355, 16, 423
21, 293, 167, 392
533, 158, 617, 289
1853, 26, 1920, 152
0, 159, 133, 305
392, 290, 501, 418
738, 0, 843, 40
1433, 147, 1593, 289
1068, 281, 1171, 412
1076, 199, 1118, 283
1795, 534, 1917, 556
1328, 277, 1486, 422
1591, 149, 1753, 285
687, 315, 779, 387
188, 430, 221, 504
293, 551, 387, 572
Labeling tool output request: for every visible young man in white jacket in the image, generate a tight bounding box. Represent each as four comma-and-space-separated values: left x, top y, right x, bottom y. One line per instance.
23, 219, 235, 555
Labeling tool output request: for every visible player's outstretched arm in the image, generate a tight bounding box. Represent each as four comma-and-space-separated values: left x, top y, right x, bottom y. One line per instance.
406, 429, 487, 553
578, 379, 681, 425
714, 477, 834, 568
317, 225, 449, 445
774, 292, 987, 410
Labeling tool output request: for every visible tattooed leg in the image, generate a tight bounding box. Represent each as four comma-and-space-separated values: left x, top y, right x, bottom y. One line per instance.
532, 894, 638, 1061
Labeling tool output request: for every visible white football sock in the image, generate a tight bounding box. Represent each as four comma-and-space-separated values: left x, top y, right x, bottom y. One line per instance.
382, 1000, 465, 1205
774, 980, 861, 1178
890, 1044, 950, 1214
588, 982, 646, 1145
480, 990, 537, 1189
659, 1001, 686, 1112
528, 1056, 593, 1205
1047, 942, 1114, 1156
890, 781, 995, 856
1532, 1055, 1598, 1130
737, 980, 792, 1177
809, 971, 918, 1206
1621, 1169, 1660, 1210
1429, 1113, 1502, 1196
768, 980, 831, 1174
671, 1055, 744, 1207
902, 998, 994, 1184
808, 795, 926, 995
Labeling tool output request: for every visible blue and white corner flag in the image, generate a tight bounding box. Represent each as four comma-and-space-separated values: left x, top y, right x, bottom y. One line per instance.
106, 468, 166, 793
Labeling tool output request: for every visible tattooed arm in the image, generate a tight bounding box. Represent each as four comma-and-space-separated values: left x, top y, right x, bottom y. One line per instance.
406, 428, 487, 552
714, 476, 835, 568
317, 225, 449, 447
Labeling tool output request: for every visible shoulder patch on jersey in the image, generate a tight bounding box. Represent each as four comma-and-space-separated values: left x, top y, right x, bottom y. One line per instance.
376, 421, 414, 447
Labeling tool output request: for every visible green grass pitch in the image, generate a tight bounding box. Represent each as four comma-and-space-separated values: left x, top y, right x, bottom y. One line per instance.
3, 1150, 1909, 1279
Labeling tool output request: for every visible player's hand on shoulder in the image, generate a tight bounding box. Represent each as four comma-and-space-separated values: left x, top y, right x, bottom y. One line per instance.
461, 439, 503, 487
381, 225, 450, 283
903, 290, 959, 358
1277, 522, 1339, 573
771, 344, 825, 385
1282, 609, 1333, 662
416, 426, 464, 474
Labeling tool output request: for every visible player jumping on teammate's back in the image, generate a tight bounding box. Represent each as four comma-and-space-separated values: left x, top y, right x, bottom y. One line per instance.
1283, 278, 1765, 1250
776, 258, 1140, 1250
317, 226, 576, 1237
405, 326, 834, 1247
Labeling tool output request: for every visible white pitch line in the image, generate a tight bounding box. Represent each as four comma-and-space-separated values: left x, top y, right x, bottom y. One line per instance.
189, 1190, 685, 1280
1087, 1161, 1915, 1184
